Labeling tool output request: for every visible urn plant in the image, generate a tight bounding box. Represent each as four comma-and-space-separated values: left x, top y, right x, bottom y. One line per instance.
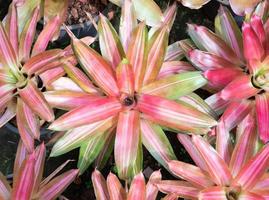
157, 111, 269, 199
0, 140, 78, 200
0, 0, 69, 153
183, 1, 269, 143
47, 0, 217, 180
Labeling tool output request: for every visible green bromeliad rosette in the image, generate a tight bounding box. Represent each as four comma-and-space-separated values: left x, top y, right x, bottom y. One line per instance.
46, 0, 217, 180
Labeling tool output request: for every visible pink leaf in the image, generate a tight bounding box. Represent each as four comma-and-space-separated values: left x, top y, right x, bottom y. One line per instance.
221, 75, 259, 101
18, 80, 54, 122
233, 144, 269, 190
192, 135, 232, 186
198, 186, 228, 200
65, 25, 119, 97
19, 7, 39, 62
238, 191, 265, 200
32, 143, 46, 193
189, 49, 239, 71
205, 92, 229, 115
7, 3, 18, 55
177, 134, 208, 171
16, 98, 34, 153
168, 160, 214, 188
0, 172, 11, 200
115, 110, 140, 179
138, 94, 217, 134
116, 59, 134, 96
38, 169, 79, 200
143, 26, 168, 85
251, 15, 266, 50
204, 67, 243, 90
22, 49, 64, 75
49, 97, 121, 131
92, 169, 109, 200
119, 0, 137, 52
146, 170, 161, 200
32, 15, 61, 56
127, 172, 146, 200
13, 140, 28, 181
44, 90, 103, 110
0, 101, 16, 128
107, 172, 126, 200
242, 22, 264, 61
220, 100, 253, 131
39, 67, 65, 87
215, 121, 232, 164
157, 180, 199, 199
62, 60, 100, 95
11, 152, 35, 200
21, 102, 40, 139
256, 93, 269, 143
127, 22, 148, 91
0, 21, 20, 79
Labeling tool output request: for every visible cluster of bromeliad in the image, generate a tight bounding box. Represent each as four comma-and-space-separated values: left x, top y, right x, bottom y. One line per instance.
0, 0, 268, 199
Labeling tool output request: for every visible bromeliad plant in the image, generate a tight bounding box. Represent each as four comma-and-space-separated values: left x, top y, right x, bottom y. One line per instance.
92, 169, 161, 200
47, 0, 217, 179
0, 0, 71, 152
184, 2, 269, 143
157, 111, 269, 199
0, 140, 79, 200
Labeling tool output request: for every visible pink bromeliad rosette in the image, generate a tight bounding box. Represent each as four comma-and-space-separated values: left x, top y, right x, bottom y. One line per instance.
185, 1, 269, 143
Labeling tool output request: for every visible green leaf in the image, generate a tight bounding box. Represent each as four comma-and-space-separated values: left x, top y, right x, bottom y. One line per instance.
17, 0, 41, 34
108, 0, 121, 6
179, 93, 218, 120
44, 0, 68, 23
50, 117, 116, 157
187, 24, 207, 51
215, 6, 243, 60
165, 41, 184, 62
78, 130, 112, 175
108, 0, 163, 26
129, 136, 143, 180
141, 72, 207, 100
98, 14, 125, 69
133, 0, 163, 26
94, 131, 115, 170
141, 120, 177, 169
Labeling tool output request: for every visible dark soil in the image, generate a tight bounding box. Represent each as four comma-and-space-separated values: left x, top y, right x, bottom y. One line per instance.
0, 0, 12, 20
66, 0, 108, 25
0, 126, 19, 175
